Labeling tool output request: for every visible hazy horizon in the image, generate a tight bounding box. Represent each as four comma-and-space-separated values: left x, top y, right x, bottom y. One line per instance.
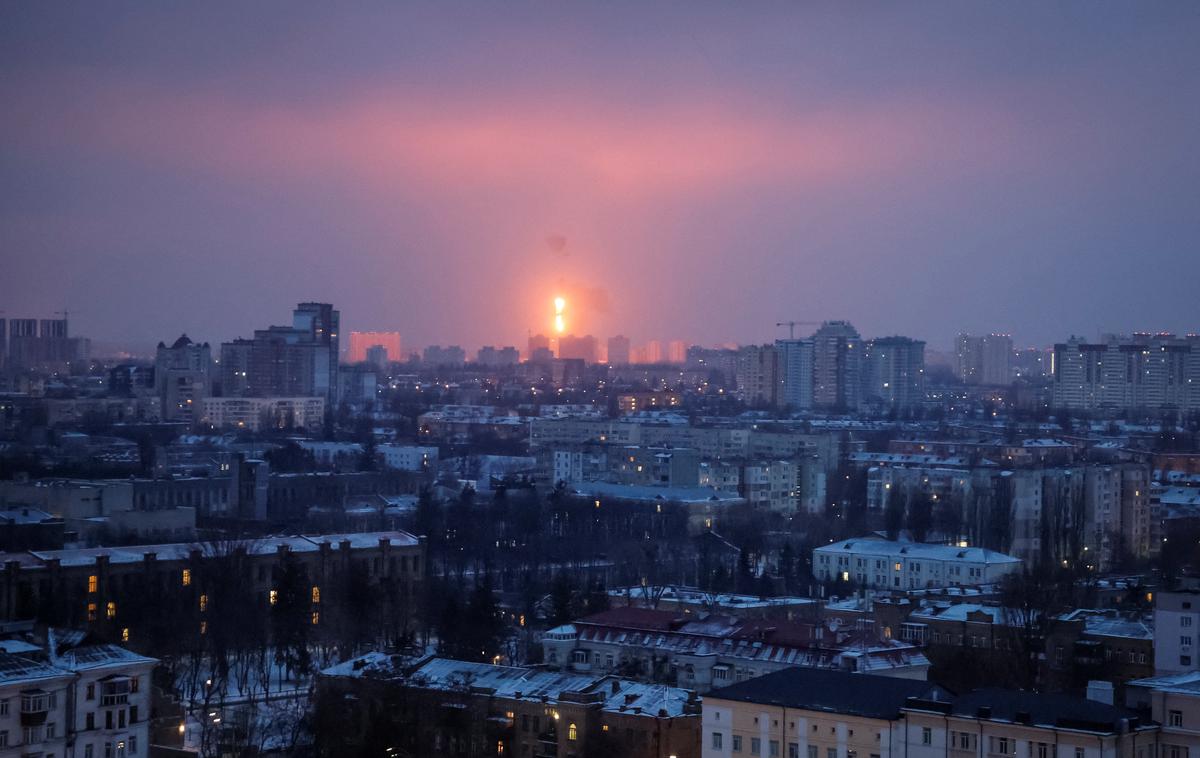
3, 3, 1199, 353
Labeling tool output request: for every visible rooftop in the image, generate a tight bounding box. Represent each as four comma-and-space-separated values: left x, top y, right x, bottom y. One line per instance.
708, 666, 947, 720
818, 537, 1021, 565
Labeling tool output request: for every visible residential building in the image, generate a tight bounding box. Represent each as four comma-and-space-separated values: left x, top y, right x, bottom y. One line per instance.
736, 345, 779, 407
317, 654, 702, 758
1052, 334, 1200, 413
559, 334, 599, 363
607, 335, 631, 366
1156, 588, 1200, 675
702, 667, 947, 758
863, 337, 926, 411
543, 607, 930, 693
154, 334, 211, 424
377, 444, 438, 472
813, 538, 1021, 590
812, 321, 863, 411
199, 396, 325, 432
422, 345, 466, 367
956, 333, 1013, 386
347, 331, 401, 364
775, 338, 814, 411
219, 302, 340, 403
903, 688, 1154, 758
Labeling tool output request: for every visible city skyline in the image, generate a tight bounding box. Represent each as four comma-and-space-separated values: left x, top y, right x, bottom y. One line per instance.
3, 4, 1199, 351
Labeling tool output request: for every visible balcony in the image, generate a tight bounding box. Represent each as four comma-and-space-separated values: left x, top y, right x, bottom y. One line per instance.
19, 691, 48, 726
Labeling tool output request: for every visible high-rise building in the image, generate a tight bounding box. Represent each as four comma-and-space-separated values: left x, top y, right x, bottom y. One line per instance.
347, 331, 402, 363
862, 336, 926, 410
811, 320, 862, 410
5, 316, 89, 370
365, 344, 389, 369
219, 302, 340, 403
955, 333, 1013, 385
292, 302, 340, 400
1052, 334, 1200, 412
775, 338, 814, 410
607, 335, 631, 366
558, 334, 598, 363
155, 334, 212, 424
666, 340, 688, 364
476, 346, 519, 366
643, 340, 663, 364
527, 333, 551, 362
735, 344, 778, 406
422, 345, 466, 366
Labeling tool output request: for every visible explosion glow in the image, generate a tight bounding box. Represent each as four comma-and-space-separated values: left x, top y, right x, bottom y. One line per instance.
553, 296, 566, 334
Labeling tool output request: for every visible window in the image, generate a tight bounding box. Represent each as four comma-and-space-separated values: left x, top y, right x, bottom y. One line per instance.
1170, 710, 1184, 727
734, 735, 743, 751
751, 737, 761, 755
269, 589, 278, 605
829, 748, 837, 758
568, 723, 577, 741
0, 731, 7, 747
87, 683, 95, 700
0, 699, 7, 715
922, 727, 932, 745
85, 745, 94, 758
121, 628, 130, 642
771, 741, 781, 757
46, 722, 56, 738
1165, 747, 1189, 758
789, 745, 799, 758
181, 569, 191, 587
88, 575, 98, 593
712, 732, 724, 750
808, 747, 817, 758
311, 611, 320, 625
87, 712, 95, 729
88, 602, 98, 621
199, 594, 208, 612
1184, 617, 1193, 628
1183, 656, 1192, 666
107, 601, 117, 619
1075, 749, 1084, 758
1183, 637, 1194, 647
312, 586, 321, 603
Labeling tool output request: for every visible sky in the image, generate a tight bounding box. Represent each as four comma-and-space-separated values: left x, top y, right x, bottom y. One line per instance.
2, 3, 1198, 355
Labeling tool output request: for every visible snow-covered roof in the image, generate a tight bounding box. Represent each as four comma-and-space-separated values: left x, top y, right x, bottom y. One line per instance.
817, 538, 1021, 565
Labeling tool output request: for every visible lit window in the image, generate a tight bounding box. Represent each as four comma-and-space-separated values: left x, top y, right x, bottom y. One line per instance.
199, 594, 208, 612
311, 586, 320, 604
200, 621, 208, 635
182, 569, 191, 587
107, 601, 117, 619
269, 590, 278, 606
121, 628, 130, 642
311, 611, 320, 625
568, 723, 578, 741
88, 575, 98, 593
87, 603, 97, 621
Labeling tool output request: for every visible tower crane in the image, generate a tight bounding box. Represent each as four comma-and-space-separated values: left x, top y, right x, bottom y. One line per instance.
775, 320, 820, 339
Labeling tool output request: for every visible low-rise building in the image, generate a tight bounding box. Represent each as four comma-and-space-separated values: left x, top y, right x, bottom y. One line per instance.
702, 666, 947, 758
543, 608, 929, 693
317, 654, 702, 758
814, 538, 1021, 590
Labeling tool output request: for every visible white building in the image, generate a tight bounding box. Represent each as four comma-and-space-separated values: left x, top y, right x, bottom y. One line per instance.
0, 642, 156, 758
814, 537, 1021, 590
1155, 588, 1200, 675
377, 444, 438, 472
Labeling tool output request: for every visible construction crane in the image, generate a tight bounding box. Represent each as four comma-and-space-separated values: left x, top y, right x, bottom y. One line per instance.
775, 320, 820, 339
